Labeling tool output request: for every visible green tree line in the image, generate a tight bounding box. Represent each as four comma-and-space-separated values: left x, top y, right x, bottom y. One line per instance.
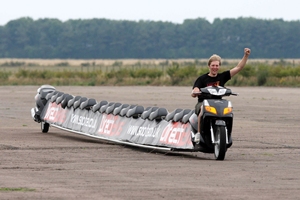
0, 17, 299, 59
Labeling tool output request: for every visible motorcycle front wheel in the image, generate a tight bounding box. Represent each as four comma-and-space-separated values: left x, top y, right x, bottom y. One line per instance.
214, 125, 227, 160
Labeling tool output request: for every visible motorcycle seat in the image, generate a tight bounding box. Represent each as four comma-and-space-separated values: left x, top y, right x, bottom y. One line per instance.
91, 100, 108, 113
141, 107, 159, 120
105, 102, 122, 114
40, 90, 54, 99
126, 105, 145, 118
46, 91, 58, 100
113, 103, 130, 115
73, 97, 88, 109
50, 92, 64, 103
165, 108, 183, 121
80, 98, 97, 110
99, 102, 115, 113
56, 93, 70, 104
119, 105, 136, 117
67, 96, 82, 108
181, 109, 194, 124
173, 109, 191, 122
61, 94, 74, 109
148, 107, 168, 121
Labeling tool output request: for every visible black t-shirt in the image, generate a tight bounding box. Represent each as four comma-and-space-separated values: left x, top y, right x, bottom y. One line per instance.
193, 70, 231, 102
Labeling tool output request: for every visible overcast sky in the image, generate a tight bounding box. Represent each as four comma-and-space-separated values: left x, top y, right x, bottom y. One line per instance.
1, 0, 299, 25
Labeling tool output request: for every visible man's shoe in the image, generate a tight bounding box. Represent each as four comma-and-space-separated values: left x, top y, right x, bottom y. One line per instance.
194, 132, 200, 144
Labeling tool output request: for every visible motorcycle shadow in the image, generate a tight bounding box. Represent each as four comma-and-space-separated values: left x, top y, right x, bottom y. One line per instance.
34, 130, 211, 160
122, 145, 212, 160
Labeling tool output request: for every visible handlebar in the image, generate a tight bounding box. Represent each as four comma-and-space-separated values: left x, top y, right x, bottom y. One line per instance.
193, 86, 238, 97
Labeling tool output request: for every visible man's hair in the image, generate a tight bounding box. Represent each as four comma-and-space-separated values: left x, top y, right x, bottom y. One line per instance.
208, 54, 222, 66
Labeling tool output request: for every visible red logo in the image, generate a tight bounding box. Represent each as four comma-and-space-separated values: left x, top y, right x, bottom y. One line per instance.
44, 103, 67, 124
97, 114, 124, 136
160, 122, 192, 146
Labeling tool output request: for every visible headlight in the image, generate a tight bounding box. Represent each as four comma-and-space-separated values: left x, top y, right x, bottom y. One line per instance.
205, 106, 217, 114
223, 107, 232, 115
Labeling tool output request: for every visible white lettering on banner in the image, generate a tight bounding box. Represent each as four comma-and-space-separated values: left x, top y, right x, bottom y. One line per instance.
160, 124, 172, 142
70, 114, 97, 128
98, 115, 115, 135
44, 106, 59, 121
126, 125, 161, 138
160, 124, 185, 144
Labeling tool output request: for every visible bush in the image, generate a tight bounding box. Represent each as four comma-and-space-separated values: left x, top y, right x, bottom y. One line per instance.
167, 64, 198, 85
257, 68, 269, 86
0, 61, 25, 67
2, 61, 300, 86
131, 68, 163, 78
0, 71, 11, 80
239, 65, 255, 77
55, 62, 69, 67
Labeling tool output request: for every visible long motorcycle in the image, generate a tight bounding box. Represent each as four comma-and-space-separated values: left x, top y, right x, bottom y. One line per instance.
31, 85, 237, 160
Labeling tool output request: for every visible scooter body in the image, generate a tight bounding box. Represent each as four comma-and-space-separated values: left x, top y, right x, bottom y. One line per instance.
189, 86, 236, 160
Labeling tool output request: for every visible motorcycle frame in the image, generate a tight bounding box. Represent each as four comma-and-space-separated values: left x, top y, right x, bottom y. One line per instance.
199, 98, 233, 150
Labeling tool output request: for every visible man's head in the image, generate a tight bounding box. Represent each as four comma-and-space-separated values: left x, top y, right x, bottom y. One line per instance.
208, 54, 222, 66
208, 54, 221, 77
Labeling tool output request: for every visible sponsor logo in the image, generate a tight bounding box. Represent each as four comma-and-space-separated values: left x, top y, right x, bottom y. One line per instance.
126, 124, 161, 137
44, 103, 67, 123
71, 114, 97, 128
98, 114, 124, 136
160, 122, 192, 145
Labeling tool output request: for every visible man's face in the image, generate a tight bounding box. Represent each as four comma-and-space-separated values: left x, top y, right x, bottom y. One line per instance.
209, 61, 220, 76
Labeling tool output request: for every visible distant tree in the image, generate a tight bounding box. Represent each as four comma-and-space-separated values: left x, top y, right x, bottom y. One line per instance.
0, 17, 299, 58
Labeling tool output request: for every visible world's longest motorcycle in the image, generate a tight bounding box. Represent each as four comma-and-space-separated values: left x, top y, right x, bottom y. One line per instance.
31, 85, 236, 160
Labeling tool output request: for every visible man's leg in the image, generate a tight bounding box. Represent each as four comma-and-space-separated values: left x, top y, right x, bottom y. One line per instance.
197, 104, 203, 132
198, 114, 201, 133
194, 103, 203, 144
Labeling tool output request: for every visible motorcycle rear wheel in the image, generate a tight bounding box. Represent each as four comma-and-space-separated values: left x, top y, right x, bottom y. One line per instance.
41, 122, 50, 133
214, 125, 227, 160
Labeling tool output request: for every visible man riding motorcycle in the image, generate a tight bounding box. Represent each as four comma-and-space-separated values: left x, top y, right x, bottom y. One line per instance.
191, 48, 251, 144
